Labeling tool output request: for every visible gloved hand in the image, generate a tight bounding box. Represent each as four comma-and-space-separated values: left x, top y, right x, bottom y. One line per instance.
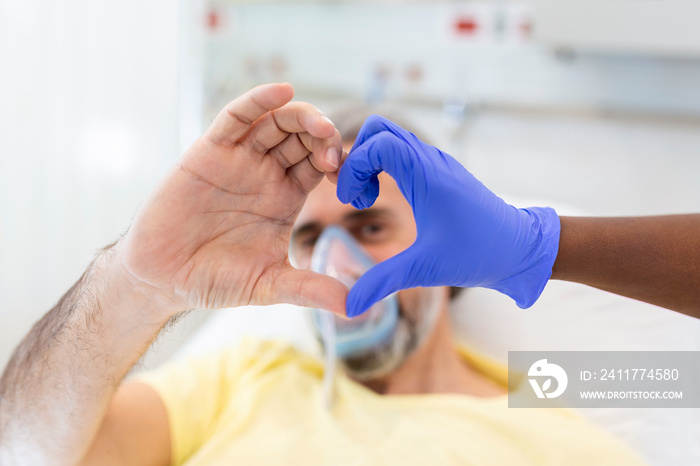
337, 115, 561, 317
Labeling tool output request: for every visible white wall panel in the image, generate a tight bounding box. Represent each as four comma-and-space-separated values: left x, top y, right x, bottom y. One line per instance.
0, 0, 180, 368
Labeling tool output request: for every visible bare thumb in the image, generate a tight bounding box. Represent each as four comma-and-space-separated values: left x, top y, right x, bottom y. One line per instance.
272, 267, 349, 317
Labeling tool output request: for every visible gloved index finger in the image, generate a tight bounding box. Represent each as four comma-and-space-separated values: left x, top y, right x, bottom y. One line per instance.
337, 131, 419, 210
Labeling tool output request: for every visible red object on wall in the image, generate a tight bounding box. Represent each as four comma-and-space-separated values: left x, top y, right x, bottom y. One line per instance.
454, 16, 479, 36
206, 10, 221, 31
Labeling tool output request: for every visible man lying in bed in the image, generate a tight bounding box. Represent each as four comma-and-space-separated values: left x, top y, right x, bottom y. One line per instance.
0, 84, 644, 466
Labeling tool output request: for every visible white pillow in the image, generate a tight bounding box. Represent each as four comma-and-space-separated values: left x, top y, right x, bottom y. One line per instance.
173, 304, 319, 360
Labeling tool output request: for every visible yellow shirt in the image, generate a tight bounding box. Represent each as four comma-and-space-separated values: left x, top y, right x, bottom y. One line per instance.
137, 338, 644, 466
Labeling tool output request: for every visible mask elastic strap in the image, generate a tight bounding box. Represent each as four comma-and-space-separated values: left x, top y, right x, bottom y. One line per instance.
319, 310, 337, 410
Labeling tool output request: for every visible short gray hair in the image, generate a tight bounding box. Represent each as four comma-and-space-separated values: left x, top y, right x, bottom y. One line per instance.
329, 106, 432, 146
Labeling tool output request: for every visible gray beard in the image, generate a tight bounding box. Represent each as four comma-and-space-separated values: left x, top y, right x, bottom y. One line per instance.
339, 319, 413, 381
339, 288, 443, 381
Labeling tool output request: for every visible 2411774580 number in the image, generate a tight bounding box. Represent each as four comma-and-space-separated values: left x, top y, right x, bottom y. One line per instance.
598, 368, 679, 381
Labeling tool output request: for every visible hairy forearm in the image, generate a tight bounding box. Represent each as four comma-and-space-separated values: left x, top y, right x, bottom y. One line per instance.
0, 245, 176, 465
552, 215, 700, 317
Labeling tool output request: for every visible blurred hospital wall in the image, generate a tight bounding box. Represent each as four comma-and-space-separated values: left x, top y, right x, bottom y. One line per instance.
3, 0, 700, 370
197, 1, 700, 217
0, 0, 183, 368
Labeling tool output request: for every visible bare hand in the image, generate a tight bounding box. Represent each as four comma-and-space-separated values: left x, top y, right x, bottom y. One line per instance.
115, 83, 348, 317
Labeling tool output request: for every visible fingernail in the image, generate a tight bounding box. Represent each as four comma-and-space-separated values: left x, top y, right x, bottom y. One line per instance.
325, 147, 339, 169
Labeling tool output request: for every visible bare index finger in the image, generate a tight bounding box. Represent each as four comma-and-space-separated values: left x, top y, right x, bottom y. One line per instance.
244, 102, 337, 151
271, 102, 337, 140
272, 104, 341, 171
244, 102, 342, 171
204, 83, 294, 147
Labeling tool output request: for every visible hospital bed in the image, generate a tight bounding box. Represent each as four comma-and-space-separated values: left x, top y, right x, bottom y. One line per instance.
148, 198, 700, 466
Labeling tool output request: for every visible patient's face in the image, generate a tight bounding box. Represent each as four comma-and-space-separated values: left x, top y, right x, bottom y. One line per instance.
292, 157, 444, 380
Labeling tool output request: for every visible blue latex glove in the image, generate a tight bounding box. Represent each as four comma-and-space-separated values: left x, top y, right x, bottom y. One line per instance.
337, 116, 561, 318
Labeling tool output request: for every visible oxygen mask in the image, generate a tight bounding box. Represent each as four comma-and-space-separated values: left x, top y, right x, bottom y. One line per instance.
290, 225, 399, 408
308, 226, 399, 358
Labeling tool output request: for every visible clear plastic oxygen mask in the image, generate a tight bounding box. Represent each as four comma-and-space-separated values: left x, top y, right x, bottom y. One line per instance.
310, 226, 399, 357
291, 226, 399, 409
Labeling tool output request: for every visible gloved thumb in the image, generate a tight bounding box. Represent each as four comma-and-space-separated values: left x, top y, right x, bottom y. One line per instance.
346, 246, 421, 318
